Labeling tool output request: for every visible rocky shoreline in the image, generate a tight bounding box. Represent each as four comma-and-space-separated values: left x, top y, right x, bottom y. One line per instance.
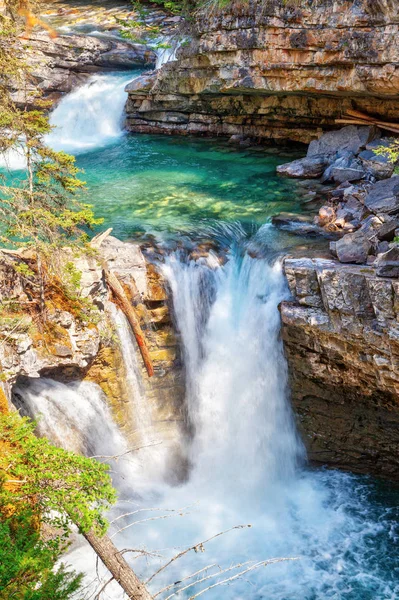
274, 123, 399, 479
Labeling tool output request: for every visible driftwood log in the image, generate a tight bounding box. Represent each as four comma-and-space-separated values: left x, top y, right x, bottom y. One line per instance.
336, 109, 399, 135
104, 268, 155, 378
90, 229, 155, 378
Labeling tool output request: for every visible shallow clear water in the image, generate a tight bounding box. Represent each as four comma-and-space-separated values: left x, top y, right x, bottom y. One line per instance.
76, 134, 313, 240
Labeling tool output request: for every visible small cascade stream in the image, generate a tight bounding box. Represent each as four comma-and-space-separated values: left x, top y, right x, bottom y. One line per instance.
45, 72, 138, 154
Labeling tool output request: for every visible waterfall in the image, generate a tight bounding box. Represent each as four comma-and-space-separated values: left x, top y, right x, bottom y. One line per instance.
12, 375, 162, 495
12, 378, 123, 457
109, 304, 169, 481
13, 246, 398, 599
155, 38, 179, 69
162, 249, 304, 494
46, 72, 138, 154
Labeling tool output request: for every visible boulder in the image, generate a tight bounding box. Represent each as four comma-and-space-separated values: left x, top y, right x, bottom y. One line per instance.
377, 241, 390, 254
339, 196, 365, 222
322, 153, 366, 184
359, 149, 394, 180
125, 72, 157, 94
377, 218, 399, 242
364, 176, 399, 214
307, 126, 379, 159
94, 45, 156, 69
376, 246, 399, 277
276, 156, 329, 178
335, 231, 372, 264
318, 205, 335, 226
272, 213, 321, 235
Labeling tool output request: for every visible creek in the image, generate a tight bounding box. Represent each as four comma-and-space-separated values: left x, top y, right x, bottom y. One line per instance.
13, 71, 399, 599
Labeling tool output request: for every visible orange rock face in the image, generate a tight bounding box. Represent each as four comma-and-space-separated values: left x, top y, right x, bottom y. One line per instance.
126, 0, 399, 143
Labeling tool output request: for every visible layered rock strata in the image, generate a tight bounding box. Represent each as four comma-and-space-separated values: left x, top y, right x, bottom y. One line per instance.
14, 33, 156, 107
125, 0, 399, 143
0, 238, 185, 471
281, 257, 399, 479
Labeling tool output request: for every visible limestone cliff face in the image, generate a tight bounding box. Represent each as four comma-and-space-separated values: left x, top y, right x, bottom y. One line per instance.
126, 0, 399, 143
86, 237, 186, 460
0, 239, 185, 471
280, 257, 399, 479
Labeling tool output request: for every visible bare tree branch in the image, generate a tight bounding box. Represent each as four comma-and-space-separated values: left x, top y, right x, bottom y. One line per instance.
153, 565, 219, 598
185, 558, 299, 600
94, 576, 114, 600
111, 513, 188, 540
145, 525, 252, 586
110, 506, 183, 525
90, 442, 162, 461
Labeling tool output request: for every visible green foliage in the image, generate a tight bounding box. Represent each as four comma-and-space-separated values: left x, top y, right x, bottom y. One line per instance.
14, 262, 35, 278
0, 4, 103, 267
131, 0, 184, 16
0, 412, 116, 599
64, 261, 82, 290
374, 139, 399, 169
0, 511, 82, 600
0, 412, 117, 536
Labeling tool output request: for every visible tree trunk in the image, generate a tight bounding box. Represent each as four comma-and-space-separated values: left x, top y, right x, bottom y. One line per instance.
84, 530, 153, 600
105, 269, 154, 377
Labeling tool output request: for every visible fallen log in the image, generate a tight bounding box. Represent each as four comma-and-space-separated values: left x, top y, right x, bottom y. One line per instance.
336, 118, 399, 135
90, 228, 113, 250
104, 268, 154, 378
84, 529, 153, 600
336, 110, 399, 135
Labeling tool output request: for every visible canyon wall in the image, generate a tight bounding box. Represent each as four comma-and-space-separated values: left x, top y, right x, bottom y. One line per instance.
126, 0, 399, 143
0, 240, 186, 471
281, 257, 399, 479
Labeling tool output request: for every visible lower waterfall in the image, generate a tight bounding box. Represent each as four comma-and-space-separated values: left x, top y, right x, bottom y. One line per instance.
14, 246, 398, 598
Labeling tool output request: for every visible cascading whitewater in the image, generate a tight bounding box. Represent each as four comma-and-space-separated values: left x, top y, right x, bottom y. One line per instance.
13, 246, 399, 599
109, 304, 170, 482
12, 378, 123, 457
45, 72, 138, 154
162, 249, 304, 493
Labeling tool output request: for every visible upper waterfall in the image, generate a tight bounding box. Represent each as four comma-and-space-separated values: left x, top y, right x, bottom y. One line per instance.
46, 72, 139, 154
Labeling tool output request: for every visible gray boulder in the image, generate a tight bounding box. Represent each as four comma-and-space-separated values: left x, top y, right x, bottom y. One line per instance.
377, 218, 399, 242
364, 176, 399, 214
308, 126, 380, 159
376, 246, 399, 277
359, 149, 394, 180
335, 231, 372, 264
272, 213, 321, 235
276, 156, 329, 178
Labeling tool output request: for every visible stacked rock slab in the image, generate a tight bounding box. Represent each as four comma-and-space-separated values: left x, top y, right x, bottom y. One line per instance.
125, 0, 399, 143
280, 257, 399, 479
